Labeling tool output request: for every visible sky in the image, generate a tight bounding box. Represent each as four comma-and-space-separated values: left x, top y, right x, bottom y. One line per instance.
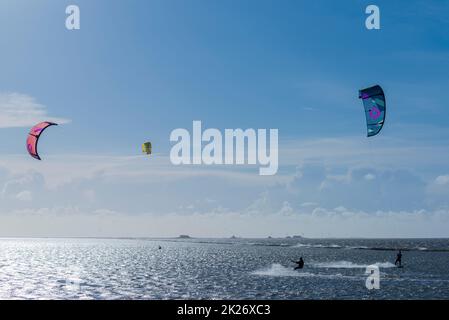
1, 0, 449, 238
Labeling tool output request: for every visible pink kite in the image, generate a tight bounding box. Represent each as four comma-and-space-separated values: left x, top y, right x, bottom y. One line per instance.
26, 122, 58, 160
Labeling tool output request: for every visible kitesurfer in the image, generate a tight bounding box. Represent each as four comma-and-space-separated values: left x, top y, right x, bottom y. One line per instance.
292, 257, 304, 270
394, 250, 402, 267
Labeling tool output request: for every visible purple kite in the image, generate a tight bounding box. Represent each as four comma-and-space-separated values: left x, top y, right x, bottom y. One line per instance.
26, 122, 58, 160
358, 85, 386, 137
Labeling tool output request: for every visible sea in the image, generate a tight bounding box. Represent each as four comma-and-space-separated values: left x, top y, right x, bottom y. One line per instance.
0, 237, 448, 300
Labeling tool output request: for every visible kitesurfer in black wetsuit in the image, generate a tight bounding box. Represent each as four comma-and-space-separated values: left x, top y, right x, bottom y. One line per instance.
292, 257, 304, 270
395, 250, 402, 267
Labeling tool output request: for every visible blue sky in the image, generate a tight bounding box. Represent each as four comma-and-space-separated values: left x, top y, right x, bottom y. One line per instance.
0, 0, 449, 237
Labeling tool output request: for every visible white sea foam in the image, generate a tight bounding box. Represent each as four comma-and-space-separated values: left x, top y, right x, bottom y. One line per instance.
312, 261, 396, 269
293, 243, 342, 249
251, 264, 306, 277
251, 264, 359, 280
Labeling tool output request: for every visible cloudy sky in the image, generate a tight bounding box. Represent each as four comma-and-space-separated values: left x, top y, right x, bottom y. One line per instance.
1, 0, 449, 238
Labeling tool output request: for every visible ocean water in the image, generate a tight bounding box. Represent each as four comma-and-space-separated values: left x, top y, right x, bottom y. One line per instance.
0, 238, 448, 300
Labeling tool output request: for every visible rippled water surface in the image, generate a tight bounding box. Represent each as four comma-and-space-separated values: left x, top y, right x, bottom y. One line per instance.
0, 238, 448, 299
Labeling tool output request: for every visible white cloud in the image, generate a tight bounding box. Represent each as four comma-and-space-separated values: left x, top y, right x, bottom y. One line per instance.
0, 132, 448, 237
435, 175, 449, 185
0, 206, 448, 238
300, 202, 319, 208
426, 174, 449, 199
280, 163, 431, 212
15, 190, 32, 202
0, 92, 70, 128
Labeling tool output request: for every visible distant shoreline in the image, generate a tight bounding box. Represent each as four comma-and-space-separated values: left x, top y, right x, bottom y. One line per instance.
0, 236, 448, 240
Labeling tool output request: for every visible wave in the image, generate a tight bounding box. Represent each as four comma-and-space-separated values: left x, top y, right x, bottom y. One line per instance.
158, 238, 449, 252
251, 264, 360, 280
353, 246, 449, 252
294, 243, 343, 249
251, 264, 309, 277
294, 243, 449, 253
416, 247, 428, 251
247, 242, 291, 247
312, 261, 396, 269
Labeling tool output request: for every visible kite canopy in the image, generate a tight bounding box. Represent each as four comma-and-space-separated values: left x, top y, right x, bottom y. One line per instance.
142, 142, 152, 155
26, 122, 58, 160
359, 85, 386, 137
